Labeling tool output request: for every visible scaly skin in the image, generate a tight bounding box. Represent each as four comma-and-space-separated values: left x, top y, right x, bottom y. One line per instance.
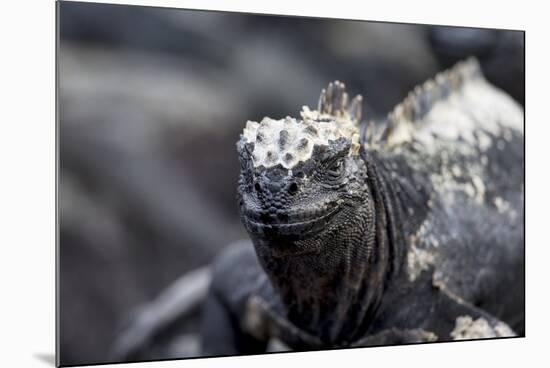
201, 59, 524, 355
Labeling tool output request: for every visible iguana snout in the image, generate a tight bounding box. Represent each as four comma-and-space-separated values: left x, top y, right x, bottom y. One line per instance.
240, 164, 343, 241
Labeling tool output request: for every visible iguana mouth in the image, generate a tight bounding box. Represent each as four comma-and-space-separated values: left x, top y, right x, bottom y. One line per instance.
242, 204, 341, 240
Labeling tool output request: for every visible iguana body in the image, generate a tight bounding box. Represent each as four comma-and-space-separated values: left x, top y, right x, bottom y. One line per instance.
202, 58, 524, 355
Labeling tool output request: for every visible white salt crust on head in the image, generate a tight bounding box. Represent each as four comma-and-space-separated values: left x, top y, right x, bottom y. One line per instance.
241, 106, 360, 169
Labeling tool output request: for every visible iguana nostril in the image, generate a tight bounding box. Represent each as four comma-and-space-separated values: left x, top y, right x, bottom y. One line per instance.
288, 182, 298, 195
254, 183, 261, 193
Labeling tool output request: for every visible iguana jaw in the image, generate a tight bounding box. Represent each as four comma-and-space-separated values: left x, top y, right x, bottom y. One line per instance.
241, 201, 341, 242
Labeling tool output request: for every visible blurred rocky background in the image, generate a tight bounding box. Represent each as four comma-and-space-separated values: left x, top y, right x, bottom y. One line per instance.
58, 1, 524, 365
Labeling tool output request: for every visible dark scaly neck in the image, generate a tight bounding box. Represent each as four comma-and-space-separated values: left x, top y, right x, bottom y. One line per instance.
362, 149, 407, 284
333, 148, 407, 340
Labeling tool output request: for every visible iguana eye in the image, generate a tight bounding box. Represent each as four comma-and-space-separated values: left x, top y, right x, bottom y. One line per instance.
327, 160, 344, 177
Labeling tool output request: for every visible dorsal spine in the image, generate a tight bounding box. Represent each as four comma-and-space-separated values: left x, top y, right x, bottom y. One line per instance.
379, 58, 483, 144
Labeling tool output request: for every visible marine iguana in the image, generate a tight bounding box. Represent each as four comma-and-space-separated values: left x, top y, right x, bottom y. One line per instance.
199, 58, 524, 355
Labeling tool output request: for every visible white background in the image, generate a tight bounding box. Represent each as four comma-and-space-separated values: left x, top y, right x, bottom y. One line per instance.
0, 0, 548, 367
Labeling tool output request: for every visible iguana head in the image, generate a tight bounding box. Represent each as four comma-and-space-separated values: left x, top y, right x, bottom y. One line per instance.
236, 81, 370, 257
236, 82, 398, 343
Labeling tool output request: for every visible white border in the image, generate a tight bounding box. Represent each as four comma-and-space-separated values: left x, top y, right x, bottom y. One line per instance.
2, 0, 548, 367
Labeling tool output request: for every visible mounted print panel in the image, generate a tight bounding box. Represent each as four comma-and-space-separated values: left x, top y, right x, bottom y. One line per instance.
57, 1, 524, 366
